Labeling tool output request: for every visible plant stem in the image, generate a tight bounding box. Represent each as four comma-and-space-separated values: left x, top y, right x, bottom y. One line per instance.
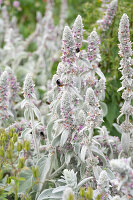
50, 162, 66, 179
30, 109, 40, 160
15, 186, 18, 200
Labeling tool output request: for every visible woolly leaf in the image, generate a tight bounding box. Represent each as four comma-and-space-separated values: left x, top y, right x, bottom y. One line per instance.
113, 123, 122, 134
100, 102, 108, 117
91, 146, 107, 167
80, 145, 87, 162
47, 120, 55, 141
21, 128, 32, 138
33, 105, 41, 121
37, 188, 62, 200
77, 177, 93, 188
96, 68, 106, 81
65, 151, 73, 165
60, 129, 69, 147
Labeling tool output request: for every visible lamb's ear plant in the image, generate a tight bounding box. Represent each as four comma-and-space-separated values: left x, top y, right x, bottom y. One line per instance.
0, 71, 13, 127
37, 15, 108, 200
97, 0, 118, 32
116, 14, 133, 156
5, 66, 20, 116
21, 73, 41, 160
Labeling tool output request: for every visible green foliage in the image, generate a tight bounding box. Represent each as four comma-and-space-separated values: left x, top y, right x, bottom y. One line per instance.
0, 129, 38, 199
78, 187, 101, 200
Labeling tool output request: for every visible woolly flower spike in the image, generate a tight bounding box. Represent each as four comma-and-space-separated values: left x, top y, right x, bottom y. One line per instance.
110, 158, 133, 196
63, 169, 77, 190
61, 91, 73, 124
6, 66, 20, 102
100, 0, 117, 31
23, 73, 36, 100
118, 14, 132, 57
88, 31, 101, 63
85, 88, 97, 106
62, 26, 76, 63
97, 170, 110, 199
72, 15, 83, 49
110, 158, 131, 173
112, 196, 121, 200
98, 170, 109, 185
78, 110, 85, 127
62, 187, 75, 200
117, 14, 133, 153
0, 71, 10, 121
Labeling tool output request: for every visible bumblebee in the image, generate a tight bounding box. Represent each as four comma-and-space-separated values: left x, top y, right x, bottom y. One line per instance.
76, 48, 80, 53
46, 101, 51, 105
56, 79, 63, 87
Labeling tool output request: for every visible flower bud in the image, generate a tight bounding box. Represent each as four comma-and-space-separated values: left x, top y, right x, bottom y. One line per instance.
0, 147, 4, 157
85, 187, 93, 200
80, 187, 85, 197
25, 141, 30, 151
6, 175, 11, 184
62, 187, 75, 200
8, 129, 14, 138
96, 194, 101, 200
6, 150, 13, 159
0, 170, 3, 180
13, 133, 18, 143
9, 140, 14, 150
22, 140, 26, 149
18, 158, 25, 169
32, 166, 39, 178
17, 142, 22, 152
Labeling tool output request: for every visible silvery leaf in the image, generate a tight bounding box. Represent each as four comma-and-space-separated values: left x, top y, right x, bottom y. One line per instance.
80, 145, 87, 162
60, 129, 69, 147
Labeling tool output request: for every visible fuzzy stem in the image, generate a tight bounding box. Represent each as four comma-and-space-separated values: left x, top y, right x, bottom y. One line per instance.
50, 162, 66, 179
89, 128, 94, 141
30, 109, 40, 160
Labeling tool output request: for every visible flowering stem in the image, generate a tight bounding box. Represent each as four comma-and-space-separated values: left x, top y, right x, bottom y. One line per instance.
89, 128, 94, 141
30, 109, 40, 160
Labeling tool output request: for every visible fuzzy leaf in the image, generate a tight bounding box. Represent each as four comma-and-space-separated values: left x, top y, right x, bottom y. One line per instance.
52, 186, 67, 193
100, 102, 108, 117
20, 128, 32, 138
37, 188, 62, 200
77, 177, 93, 188
52, 133, 62, 147
113, 123, 122, 134
80, 145, 87, 162
91, 146, 107, 167
36, 156, 52, 198
18, 169, 33, 194
60, 129, 69, 147
47, 120, 55, 142
96, 68, 106, 81
105, 168, 115, 180
33, 105, 41, 121
24, 108, 30, 120
65, 151, 73, 165
121, 133, 130, 153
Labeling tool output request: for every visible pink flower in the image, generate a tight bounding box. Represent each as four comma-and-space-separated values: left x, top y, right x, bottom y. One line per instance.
13, 1, 20, 8
0, 0, 3, 4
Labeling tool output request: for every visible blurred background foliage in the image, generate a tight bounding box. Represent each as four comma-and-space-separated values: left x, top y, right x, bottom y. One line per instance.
2, 0, 133, 136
